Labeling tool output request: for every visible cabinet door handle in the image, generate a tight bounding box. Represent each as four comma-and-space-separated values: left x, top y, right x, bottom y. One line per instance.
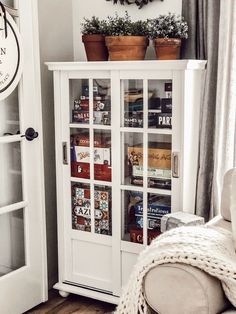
172, 152, 180, 178
62, 142, 68, 165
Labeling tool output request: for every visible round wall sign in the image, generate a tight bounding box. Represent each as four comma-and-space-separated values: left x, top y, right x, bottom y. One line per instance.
0, 11, 23, 101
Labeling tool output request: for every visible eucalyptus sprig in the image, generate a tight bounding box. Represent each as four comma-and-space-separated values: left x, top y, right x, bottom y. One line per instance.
81, 16, 106, 35
148, 13, 188, 39
106, 0, 163, 9
103, 12, 149, 36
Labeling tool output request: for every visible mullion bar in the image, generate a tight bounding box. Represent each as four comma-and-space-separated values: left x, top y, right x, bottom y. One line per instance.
0, 201, 28, 216
142, 79, 148, 246
89, 78, 95, 234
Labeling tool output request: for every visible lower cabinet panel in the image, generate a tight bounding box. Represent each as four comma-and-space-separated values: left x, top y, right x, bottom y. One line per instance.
121, 251, 138, 287
68, 239, 113, 292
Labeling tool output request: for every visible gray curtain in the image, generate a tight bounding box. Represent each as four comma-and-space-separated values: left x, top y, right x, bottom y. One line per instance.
181, 0, 221, 221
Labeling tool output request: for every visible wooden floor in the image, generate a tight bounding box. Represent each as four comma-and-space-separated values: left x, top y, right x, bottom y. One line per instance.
25, 290, 116, 314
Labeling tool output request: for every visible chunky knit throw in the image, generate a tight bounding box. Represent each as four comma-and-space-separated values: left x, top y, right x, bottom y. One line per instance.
115, 225, 236, 314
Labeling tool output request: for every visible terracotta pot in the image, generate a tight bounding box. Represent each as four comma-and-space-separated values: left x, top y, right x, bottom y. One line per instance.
105, 36, 149, 61
82, 34, 108, 61
154, 38, 181, 60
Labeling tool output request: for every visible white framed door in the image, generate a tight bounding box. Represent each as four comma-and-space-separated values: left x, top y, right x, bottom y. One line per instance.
0, 1, 47, 313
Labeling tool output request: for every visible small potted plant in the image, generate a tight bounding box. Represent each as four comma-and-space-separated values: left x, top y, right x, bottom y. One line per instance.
103, 12, 149, 61
148, 13, 188, 60
81, 16, 108, 61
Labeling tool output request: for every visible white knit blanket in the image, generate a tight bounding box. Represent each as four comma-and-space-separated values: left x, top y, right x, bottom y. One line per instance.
115, 225, 236, 314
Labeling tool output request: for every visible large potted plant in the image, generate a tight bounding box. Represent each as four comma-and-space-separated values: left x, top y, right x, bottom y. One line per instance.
104, 12, 149, 61
81, 16, 108, 61
148, 13, 188, 60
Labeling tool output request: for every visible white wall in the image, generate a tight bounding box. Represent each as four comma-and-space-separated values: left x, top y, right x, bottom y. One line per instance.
73, 0, 182, 60
37, 0, 74, 288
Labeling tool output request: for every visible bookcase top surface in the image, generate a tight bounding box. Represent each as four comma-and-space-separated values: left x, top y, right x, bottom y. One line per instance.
46, 60, 207, 72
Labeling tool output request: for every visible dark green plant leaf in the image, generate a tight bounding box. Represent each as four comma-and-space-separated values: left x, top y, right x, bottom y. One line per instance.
106, 0, 163, 9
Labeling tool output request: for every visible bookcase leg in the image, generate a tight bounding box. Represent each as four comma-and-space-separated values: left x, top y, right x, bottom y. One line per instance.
59, 290, 70, 298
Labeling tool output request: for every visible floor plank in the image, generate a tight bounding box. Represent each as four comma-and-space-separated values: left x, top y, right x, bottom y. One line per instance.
25, 290, 116, 314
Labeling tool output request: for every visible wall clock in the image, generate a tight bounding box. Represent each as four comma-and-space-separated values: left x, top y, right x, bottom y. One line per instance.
0, 5, 23, 101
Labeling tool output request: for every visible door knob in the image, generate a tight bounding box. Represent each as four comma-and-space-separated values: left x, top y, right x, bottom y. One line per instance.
21, 127, 39, 141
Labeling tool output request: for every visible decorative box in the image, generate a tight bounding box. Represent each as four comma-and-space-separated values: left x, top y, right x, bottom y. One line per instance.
161, 211, 205, 233
134, 195, 171, 219
148, 97, 161, 110
134, 195, 171, 233
72, 186, 91, 232
131, 176, 171, 190
161, 98, 172, 113
128, 142, 171, 170
94, 189, 112, 235
71, 133, 112, 181
124, 111, 143, 128
126, 100, 143, 111
72, 97, 111, 125
164, 82, 172, 98
74, 99, 89, 111
72, 110, 89, 123
148, 112, 172, 128
132, 165, 171, 179
72, 185, 112, 235
93, 111, 111, 125
130, 228, 161, 245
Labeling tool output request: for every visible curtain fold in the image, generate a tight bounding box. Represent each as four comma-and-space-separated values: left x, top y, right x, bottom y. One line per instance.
212, 0, 236, 216
182, 0, 221, 221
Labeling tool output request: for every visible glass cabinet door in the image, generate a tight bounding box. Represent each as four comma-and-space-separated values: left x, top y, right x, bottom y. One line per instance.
121, 78, 173, 246
69, 78, 112, 236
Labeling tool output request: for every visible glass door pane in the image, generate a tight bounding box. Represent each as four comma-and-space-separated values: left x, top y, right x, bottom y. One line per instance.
94, 130, 112, 182
122, 132, 143, 187
0, 142, 23, 207
147, 134, 172, 190
0, 90, 19, 136
70, 128, 90, 179
94, 185, 112, 236
122, 190, 143, 243
122, 80, 143, 128
70, 79, 90, 125
93, 79, 111, 126
72, 183, 91, 232
145, 193, 171, 244
0, 208, 25, 277
148, 80, 172, 129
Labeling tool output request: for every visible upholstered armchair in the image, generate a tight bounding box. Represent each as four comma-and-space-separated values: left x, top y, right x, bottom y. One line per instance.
144, 169, 236, 314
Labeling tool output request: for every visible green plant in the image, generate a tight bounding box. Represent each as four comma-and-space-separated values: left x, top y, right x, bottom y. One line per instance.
81, 16, 106, 35
106, 0, 163, 9
148, 13, 188, 39
103, 12, 149, 36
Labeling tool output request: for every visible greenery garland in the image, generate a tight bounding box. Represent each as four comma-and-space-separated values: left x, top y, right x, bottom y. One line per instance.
106, 0, 163, 9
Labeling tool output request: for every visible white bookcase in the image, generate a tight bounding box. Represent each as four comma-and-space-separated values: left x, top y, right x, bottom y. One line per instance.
47, 60, 206, 304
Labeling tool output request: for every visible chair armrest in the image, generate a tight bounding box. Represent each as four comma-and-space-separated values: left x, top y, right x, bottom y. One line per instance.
144, 263, 229, 314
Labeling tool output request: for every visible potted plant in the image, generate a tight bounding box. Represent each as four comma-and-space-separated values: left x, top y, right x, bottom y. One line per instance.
148, 13, 188, 60
103, 12, 149, 61
81, 16, 108, 61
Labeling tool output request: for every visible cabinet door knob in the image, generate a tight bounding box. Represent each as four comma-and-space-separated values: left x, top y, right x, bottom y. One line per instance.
172, 152, 180, 178
21, 127, 39, 141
